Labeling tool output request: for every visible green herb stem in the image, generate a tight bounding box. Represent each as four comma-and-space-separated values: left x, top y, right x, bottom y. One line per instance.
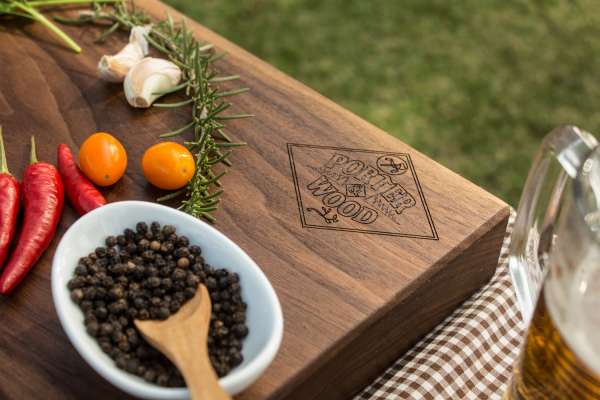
30, 136, 38, 165
15, 2, 81, 53
156, 188, 187, 202
0, 126, 9, 175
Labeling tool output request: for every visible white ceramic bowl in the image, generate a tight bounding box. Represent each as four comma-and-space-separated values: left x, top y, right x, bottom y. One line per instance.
52, 201, 283, 399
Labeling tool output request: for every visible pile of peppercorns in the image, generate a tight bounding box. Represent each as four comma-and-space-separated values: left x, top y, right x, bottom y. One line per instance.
67, 222, 248, 387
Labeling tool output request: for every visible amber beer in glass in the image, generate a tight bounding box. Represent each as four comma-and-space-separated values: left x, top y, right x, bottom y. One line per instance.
505, 291, 600, 399
506, 126, 600, 399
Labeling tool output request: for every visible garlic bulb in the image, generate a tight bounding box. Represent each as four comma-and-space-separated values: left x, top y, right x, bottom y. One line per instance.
123, 57, 182, 108
98, 25, 152, 82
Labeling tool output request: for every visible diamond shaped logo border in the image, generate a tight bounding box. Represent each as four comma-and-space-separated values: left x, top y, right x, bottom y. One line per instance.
287, 143, 438, 240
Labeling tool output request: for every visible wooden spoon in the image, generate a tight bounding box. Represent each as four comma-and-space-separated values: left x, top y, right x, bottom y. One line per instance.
135, 284, 231, 400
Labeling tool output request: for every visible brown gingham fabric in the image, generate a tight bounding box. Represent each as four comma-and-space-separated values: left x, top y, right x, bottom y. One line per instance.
356, 211, 524, 399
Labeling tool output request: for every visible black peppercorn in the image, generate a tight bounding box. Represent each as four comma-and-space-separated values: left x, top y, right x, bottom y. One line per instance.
205, 277, 217, 290
124, 228, 136, 240
157, 307, 170, 320
107, 247, 118, 258
71, 289, 83, 304
67, 276, 85, 290
143, 369, 157, 383
95, 247, 107, 258
161, 278, 173, 290
189, 245, 201, 255
99, 322, 114, 336
183, 287, 196, 299
232, 324, 249, 338
177, 235, 189, 247
186, 274, 199, 287
229, 349, 243, 367
156, 373, 169, 386
172, 268, 186, 281
151, 222, 161, 233
138, 238, 150, 251
232, 311, 245, 323
116, 235, 126, 246
116, 356, 127, 369
162, 225, 176, 236
147, 276, 161, 288
74, 264, 88, 276
125, 359, 139, 374
177, 257, 190, 269
69, 222, 248, 387
95, 307, 109, 320
160, 242, 174, 254
136, 222, 148, 234
83, 287, 97, 301
218, 277, 229, 289
169, 300, 181, 313
210, 291, 220, 303
86, 321, 100, 337
118, 339, 131, 352
109, 285, 125, 300
100, 340, 112, 354
173, 247, 190, 258
101, 276, 114, 288
147, 240, 160, 251
108, 299, 128, 314
126, 243, 138, 254
105, 236, 117, 247
127, 308, 138, 319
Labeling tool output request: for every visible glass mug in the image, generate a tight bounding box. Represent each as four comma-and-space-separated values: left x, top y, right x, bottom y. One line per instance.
505, 125, 600, 399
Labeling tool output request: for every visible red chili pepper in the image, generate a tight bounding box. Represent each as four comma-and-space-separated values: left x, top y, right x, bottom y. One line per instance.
0, 127, 20, 269
0, 137, 64, 295
57, 143, 106, 215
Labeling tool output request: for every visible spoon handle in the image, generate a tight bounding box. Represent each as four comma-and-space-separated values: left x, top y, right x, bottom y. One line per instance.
135, 285, 232, 400
174, 341, 231, 400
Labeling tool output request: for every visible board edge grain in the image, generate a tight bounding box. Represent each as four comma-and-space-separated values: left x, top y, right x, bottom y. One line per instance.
266, 205, 510, 400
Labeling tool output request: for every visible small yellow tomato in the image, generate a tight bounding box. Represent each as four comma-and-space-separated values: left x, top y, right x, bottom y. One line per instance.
79, 132, 128, 186
142, 142, 195, 190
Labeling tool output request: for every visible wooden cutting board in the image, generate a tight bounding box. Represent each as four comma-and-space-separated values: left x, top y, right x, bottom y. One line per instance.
0, 1, 510, 399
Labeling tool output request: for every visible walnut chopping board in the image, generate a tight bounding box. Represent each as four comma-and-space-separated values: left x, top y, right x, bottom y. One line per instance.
0, 1, 509, 399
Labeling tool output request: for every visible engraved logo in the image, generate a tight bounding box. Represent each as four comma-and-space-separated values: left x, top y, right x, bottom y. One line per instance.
288, 144, 437, 239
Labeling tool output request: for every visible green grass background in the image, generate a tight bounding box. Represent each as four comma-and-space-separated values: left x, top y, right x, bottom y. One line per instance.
164, 0, 600, 205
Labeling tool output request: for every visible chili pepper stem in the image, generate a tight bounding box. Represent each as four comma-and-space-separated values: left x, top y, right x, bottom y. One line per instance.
30, 136, 39, 164
0, 126, 9, 175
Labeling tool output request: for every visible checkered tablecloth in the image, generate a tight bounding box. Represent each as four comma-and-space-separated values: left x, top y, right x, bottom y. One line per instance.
355, 212, 524, 400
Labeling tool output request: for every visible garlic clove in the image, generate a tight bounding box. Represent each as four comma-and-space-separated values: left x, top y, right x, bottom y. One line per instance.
123, 57, 182, 108
128, 24, 151, 56
98, 25, 152, 83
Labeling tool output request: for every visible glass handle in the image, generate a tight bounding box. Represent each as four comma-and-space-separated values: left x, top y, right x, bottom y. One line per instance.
508, 125, 597, 323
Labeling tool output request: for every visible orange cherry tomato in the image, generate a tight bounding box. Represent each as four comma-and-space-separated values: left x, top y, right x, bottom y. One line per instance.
78, 132, 128, 187
142, 142, 195, 190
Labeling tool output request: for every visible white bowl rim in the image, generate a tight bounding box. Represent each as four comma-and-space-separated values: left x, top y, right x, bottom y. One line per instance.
52, 200, 284, 399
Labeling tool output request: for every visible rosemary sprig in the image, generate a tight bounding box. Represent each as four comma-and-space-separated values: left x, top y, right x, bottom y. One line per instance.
66, 2, 251, 222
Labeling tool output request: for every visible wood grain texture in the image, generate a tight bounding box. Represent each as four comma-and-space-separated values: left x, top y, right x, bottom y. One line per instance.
0, 1, 509, 399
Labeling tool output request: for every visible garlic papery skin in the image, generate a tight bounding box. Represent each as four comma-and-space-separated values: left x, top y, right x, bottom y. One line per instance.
98, 25, 152, 82
123, 57, 182, 108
